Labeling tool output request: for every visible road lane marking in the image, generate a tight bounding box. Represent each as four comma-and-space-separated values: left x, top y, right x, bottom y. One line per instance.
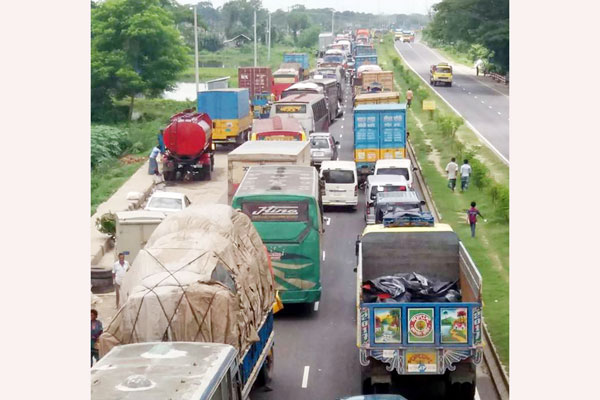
474, 96, 478, 99
497, 111, 502, 115
341, 125, 344, 129
475, 388, 481, 400
340, 134, 343, 138
392, 44, 509, 165
463, 88, 466, 91
314, 301, 319, 311
488, 105, 492, 109
325, 217, 331, 226
302, 366, 310, 388
481, 100, 485, 104
322, 251, 326, 261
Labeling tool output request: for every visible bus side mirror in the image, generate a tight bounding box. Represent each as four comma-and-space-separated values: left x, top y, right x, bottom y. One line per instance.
413, 167, 418, 171
420, 200, 426, 205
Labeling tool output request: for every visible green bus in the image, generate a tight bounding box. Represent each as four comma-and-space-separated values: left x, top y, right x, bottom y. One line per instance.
232, 165, 323, 304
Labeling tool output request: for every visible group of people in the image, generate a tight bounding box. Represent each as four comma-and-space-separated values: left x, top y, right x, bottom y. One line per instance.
445, 157, 486, 237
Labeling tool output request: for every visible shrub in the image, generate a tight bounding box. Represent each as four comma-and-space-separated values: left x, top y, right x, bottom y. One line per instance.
91, 125, 129, 168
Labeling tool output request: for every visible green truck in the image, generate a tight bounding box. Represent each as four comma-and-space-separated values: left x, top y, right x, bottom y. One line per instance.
232, 165, 323, 304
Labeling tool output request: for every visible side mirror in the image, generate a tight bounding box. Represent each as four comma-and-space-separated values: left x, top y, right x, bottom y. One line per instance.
420, 200, 426, 205
355, 235, 360, 257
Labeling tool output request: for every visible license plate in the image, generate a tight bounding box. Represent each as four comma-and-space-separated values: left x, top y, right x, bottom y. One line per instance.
313, 152, 324, 156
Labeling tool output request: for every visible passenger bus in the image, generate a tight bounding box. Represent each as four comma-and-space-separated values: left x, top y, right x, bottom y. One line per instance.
250, 115, 307, 141
232, 165, 323, 304
271, 93, 330, 133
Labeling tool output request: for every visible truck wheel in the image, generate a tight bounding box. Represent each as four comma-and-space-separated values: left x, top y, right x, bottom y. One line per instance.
361, 377, 374, 394
447, 382, 475, 400
448, 82, 453, 87
256, 348, 274, 386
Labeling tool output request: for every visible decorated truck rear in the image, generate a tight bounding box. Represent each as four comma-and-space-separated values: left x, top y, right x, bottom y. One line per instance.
355, 222, 483, 399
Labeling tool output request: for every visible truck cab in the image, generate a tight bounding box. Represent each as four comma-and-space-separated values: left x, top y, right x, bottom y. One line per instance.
430, 62, 453, 87
91, 342, 244, 400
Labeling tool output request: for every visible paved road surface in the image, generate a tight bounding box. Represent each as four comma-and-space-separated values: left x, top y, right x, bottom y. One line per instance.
394, 38, 509, 162
250, 81, 500, 400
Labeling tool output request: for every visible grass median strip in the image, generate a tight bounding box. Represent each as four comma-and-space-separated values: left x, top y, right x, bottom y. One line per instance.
377, 36, 509, 369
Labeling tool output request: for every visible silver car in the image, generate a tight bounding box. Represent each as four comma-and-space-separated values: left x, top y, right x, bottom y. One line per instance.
309, 132, 339, 166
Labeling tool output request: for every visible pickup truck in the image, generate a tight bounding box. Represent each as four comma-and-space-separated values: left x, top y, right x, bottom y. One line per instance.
430, 62, 453, 87
355, 221, 483, 399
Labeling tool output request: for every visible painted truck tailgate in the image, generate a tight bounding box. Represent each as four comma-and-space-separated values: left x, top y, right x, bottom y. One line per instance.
355, 55, 378, 69
197, 88, 250, 120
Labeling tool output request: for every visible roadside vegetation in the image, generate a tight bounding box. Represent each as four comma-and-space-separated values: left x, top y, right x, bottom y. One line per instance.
378, 35, 509, 369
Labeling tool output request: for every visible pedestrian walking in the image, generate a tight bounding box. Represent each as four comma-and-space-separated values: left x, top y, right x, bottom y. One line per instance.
148, 143, 162, 175
91, 309, 103, 366
445, 157, 459, 191
460, 159, 472, 191
406, 88, 414, 108
467, 201, 487, 237
112, 253, 130, 309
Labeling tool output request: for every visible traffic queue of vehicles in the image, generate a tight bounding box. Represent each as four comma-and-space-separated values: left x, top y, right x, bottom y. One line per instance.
94, 28, 478, 400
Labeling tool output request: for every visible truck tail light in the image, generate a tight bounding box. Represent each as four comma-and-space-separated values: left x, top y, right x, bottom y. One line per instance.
354, 185, 358, 196
400, 186, 407, 191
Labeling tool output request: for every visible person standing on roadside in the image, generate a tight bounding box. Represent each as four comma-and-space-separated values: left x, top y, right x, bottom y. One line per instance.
460, 159, 472, 191
148, 142, 162, 175
112, 253, 130, 308
445, 157, 459, 192
91, 309, 103, 366
467, 201, 487, 237
406, 88, 414, 108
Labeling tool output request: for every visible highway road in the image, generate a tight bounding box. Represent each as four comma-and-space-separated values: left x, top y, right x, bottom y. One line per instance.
250, 81, 501, 400
394, 38, 510, 163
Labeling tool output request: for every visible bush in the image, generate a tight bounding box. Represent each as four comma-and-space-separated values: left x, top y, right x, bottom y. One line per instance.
297, 26, 320, 49
435, 114, 464, 139
91, 125, 129, 168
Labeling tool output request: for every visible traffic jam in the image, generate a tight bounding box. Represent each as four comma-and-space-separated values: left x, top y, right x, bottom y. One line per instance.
91, 29, 487, 400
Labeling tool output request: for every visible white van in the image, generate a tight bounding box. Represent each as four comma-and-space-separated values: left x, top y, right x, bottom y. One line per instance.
364, 174, 409, 224
374, 159, 415, 188
319, 160, 358, 210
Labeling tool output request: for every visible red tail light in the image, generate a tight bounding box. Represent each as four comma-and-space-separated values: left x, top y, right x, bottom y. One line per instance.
354, 185, 358, 196
400, 186, 407, 191
366, 207, 370, 215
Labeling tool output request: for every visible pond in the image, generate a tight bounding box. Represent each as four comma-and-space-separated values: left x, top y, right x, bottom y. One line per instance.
162, 82, 206, 102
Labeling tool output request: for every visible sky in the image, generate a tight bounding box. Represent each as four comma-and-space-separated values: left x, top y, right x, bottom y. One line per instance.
177, 0, 439, 15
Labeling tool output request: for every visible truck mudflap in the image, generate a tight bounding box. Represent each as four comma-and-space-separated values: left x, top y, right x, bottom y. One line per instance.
358, 303, 483, 376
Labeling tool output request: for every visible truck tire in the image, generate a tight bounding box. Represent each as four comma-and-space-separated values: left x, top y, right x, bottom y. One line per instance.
446, 382, 475, 400
256, 348, 274, 387
448, 82, 453, 87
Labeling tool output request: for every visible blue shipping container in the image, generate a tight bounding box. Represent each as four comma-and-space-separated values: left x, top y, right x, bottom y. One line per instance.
283, 53, 309, 70
355, 55, 378, 69
354, 103, 406, 162
197, 88, 250, 120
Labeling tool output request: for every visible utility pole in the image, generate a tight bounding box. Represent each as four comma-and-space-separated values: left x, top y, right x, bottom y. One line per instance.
254, 10, 257, 67
193, 4, 199, 95
267, 13, 271, 62
331, 10, 334, 34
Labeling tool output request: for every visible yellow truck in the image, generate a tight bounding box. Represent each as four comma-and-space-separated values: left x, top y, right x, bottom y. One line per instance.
360, 71, 394, 94
429, 62, 453, 87
354, 92, 400, 107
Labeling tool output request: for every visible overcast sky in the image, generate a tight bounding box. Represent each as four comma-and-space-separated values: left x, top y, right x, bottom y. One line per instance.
178, 0, 439, 15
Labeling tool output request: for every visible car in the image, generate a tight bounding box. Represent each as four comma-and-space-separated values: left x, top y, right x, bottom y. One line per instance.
374, 190, 425, 224
374, 159, 417, 188
364, 174, 410, 224
144, 191, 191, 213
309, 132, 339, 166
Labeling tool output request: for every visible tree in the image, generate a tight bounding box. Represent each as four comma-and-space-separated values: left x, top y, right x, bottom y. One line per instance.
297, 25, 320, 48
288, 12, 309, 43
91, 0, 189, 120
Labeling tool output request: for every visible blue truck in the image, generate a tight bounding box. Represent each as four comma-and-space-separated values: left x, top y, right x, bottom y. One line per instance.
355, 222, 483, 398
353, 103, 407, 182
197, 88, 253, 144
355, 55, 378, 69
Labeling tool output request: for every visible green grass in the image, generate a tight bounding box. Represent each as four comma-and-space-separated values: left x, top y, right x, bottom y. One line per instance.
378, 36, 509, 369
91, 98, 194, 215
430, 45, 473, 68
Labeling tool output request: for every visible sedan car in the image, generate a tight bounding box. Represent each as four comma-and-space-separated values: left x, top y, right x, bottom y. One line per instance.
309, 132, 339, 167
144, 191, 190, 213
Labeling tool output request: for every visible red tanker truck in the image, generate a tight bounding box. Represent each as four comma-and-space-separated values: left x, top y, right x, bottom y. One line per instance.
161, 110, 214, 181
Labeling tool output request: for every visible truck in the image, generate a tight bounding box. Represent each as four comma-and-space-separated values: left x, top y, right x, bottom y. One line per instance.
238, 67, 274, 119
161, 110, 215, 181
197, 89, 253, 145
354, 92, 401, 107
114, 210, 166, 265
355, 55, 378, 70
430, 62, 453, 87
273, 67, 301, 100
355, 44, 376, 57
98, 204, 276, 400
361, 71, 394, 93
319, 32, 335, 56
92, 342, 263, 400
283, 53, 310, 74
354, 104, 407, 183
227, 140, 311, 202
355, 221, 483, 399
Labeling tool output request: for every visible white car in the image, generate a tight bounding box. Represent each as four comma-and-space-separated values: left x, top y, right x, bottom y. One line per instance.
374, 159, 416, 188
319, 160, 358, 210
144, 191, 191, 213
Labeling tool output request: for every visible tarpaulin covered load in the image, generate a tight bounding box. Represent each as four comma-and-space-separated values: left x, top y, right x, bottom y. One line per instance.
362, 272, 461, 303
99, 204, 275, 357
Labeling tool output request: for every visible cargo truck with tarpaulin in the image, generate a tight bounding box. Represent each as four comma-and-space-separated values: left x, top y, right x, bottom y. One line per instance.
197, 89, 252, 145
232, 165, 323, 305
353, 104, 407, 182
355, 221, 483, 399
98, 204, 276, 400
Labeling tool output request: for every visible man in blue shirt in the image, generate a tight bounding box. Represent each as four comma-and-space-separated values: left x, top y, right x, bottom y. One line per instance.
148, 142, 162, 175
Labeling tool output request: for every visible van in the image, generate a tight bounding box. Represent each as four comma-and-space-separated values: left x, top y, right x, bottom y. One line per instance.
319, 160, 358, 210
364, 174, 409, 224
271, 93, 330, 133
374, 158, 415, 188
306, 77, 341, 121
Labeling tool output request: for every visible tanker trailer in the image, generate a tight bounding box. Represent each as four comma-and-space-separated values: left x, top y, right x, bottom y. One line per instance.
161, 110, 214, 181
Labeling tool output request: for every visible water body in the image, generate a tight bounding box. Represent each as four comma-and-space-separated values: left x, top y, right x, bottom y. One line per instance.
162, 82, 206, 102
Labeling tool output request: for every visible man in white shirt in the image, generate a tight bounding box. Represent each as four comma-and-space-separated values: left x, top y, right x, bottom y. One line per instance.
112, 253, 130, 308
460, 159, 473, 192
445, 157, 459, 192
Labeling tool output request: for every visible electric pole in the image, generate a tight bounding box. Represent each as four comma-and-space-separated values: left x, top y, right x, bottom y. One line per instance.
331, 10, 334, 34
254, 10, 257, 67
193, 4, 199, 95
268, 13, 271, 62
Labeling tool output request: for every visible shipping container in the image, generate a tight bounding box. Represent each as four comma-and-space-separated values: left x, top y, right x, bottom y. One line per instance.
238, 67, 273, 98
353, 103, 406, 181
197, 88, 250, 120
283, 53, 310, 70
354, 55, 378, 69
